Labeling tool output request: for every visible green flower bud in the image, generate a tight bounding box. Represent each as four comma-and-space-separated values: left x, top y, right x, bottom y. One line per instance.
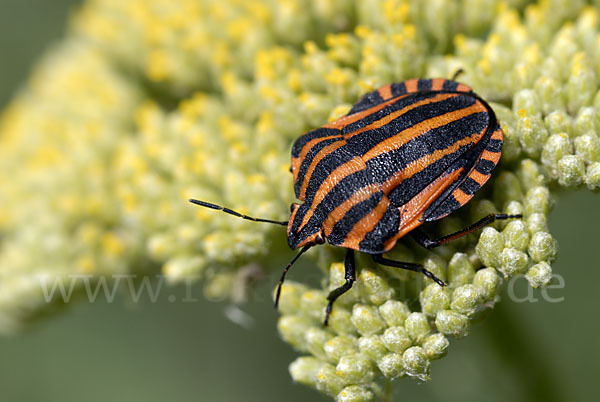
447, 252, 475, 287
300, 92, 337, 127
336, 354, 376, 384
358, 335, 388, 362
517, 159, 546, 190
325, 335, 359, 363
435, 310, 470, 338
502, 220, 530, 251
337, 385, 376, 402
422, 333, 449, 360
544, 110, 572, 137
402, 346, 431, 381
381, 326, 412, 354
301, 290, 329, 321
378, 300, 410, 327
476, 227, 504, 268
278, 316, 313, 352
567, 53, 597, 113
316, 363, 349, 397
358, 267, 395, 306
328, 307, 357, 335
420, 283, 451, 317
500, 123, 523, 162
574, 107, 598, 137
525, 262, 553, 288
586, 162, 600, 190
514, 89, 542, 116
524, 186, 552, 215
306, 327, 335, 360
277, 281, 309, 315
534, 76, 565, 114
541, 133, 572, 178
405, 312, 431, 344
528, 232, 558, 263
505, 200, 525, 219
557, 155, 585, 187
351, 304, 387, 336
526, 213, 548, 234
470, 198, 498, 218
473, 267, 502, 302
422, 254, 448, 285
574, 134, 600, 163
500, 247, 529, 277
450, 284, 481, 316
290, 356, 326, 387
377, 353, 404, 379
516, 113, 548, 157
493, 172, 524, 209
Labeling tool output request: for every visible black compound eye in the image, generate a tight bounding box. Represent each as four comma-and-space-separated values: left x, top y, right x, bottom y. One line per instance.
315, 234, 325, 244
290, 204, 295, 213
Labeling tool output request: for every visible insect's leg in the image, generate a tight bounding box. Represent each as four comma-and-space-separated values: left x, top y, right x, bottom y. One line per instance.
274, 245, 312, 309
372, 254, 445, 287
410, 214, 522, 249
324, 249, 356, 326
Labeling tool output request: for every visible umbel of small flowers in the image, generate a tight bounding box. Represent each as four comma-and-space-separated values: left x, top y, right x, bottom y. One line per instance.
0, 0, 598, 401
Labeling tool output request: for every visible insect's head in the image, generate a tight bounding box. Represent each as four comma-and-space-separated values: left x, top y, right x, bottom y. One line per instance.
286, 203, 325, 249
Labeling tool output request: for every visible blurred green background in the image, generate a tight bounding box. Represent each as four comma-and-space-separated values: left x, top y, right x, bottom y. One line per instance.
0, 1, 598, 401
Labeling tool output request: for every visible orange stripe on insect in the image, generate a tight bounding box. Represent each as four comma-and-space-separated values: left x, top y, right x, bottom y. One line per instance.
340, 193, 391, 250
491, 129, 503, 141
456, 83, 472, 92
431, 78, 446, 91
298, 156, 366, 230
323, 96, 406, 129
378, 84, 393, 100
297, 134, 343, 165
363, 102, 486, 162
343, 93, 459, 140
322, 184, 381, 236
451, 187, 471, 207
383, 168, 464, 251
380, 128, 488, 194
404, 78, 418, 92
299, 140, 346, 200
480, 149, 501, 165
468, 169, 490, 186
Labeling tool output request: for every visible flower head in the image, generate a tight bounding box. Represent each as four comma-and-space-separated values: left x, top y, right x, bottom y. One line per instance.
0, 0, 598, 399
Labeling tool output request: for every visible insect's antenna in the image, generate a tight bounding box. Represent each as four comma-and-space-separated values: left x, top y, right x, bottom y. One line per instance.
189, 199, 288, 226
274, 244, 312, 309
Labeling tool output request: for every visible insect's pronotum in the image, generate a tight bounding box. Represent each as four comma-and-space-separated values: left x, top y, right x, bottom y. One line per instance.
191, 74, 520, 325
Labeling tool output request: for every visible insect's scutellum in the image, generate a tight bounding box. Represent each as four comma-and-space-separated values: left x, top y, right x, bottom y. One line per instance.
191, 76, 522, 326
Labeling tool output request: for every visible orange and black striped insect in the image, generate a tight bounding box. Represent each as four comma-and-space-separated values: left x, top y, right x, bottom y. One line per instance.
191, 74, 520, 325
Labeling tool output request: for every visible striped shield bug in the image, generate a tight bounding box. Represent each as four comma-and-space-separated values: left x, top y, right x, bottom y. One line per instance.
191, 73, 520, 325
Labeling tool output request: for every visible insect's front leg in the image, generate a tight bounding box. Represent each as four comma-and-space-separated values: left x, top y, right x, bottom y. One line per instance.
324, 249, 356, 326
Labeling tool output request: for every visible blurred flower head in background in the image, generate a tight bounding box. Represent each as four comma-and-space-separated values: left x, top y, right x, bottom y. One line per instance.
0, 0, 599, 400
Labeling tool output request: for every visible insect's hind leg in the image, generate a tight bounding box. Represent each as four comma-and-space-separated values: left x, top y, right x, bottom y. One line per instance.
324, 249, 356, 326
410, 213, 522, 249
372, 254, 445, 287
